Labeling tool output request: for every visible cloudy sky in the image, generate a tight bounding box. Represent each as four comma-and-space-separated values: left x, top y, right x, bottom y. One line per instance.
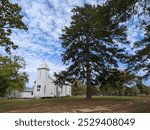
9, 0, 145, 87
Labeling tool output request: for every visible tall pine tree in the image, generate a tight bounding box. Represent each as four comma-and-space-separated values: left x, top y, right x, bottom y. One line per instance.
60, 5, 128, 99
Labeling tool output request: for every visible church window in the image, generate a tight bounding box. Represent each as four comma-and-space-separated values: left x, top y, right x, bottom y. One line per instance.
44, 85, 46, 94
61, 87, 63, 94
37, 85, 41, 91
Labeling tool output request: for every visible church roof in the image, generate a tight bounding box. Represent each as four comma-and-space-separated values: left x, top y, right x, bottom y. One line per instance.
37, 62, 50, 70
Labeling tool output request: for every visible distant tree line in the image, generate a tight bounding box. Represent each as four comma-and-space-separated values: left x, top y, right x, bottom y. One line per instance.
71, 78, 150, 96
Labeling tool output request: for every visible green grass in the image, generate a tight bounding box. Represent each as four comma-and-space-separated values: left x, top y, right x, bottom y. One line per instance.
0, 96, 149, 112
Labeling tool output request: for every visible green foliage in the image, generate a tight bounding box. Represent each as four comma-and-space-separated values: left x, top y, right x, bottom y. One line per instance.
0, 0, 28, 54
0, 0, 28, 96
0, 55, 28, 96
104, 0, 149, 22
71, 80, 86, 96
97, 69, 141, 96
92, 85, 100, 96
131, 87, 140, 96
60, 4, 128, 99
105, 0, 150, 79
128, 24, 150, 79
53, 71, 70, 87
141, 86, 150, 95
125, 87, 140, 96
135, 80, 149, 94
99, 85, 114, 96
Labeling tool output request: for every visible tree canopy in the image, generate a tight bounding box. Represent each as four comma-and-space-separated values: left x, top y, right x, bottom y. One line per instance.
0, 55, 28, 96
0, 0, 27, 54
104, 0, 150, 79
97, 69, 141, 95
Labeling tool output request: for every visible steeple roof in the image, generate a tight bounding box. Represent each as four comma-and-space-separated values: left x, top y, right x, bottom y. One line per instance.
37, 62, 50, 70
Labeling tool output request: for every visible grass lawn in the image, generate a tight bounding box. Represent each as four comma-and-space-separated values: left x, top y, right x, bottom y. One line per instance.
0, 96, 150, 113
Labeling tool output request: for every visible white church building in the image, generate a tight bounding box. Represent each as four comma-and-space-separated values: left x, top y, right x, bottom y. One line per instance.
7, 62, 71, 99
33, 62, 71, 98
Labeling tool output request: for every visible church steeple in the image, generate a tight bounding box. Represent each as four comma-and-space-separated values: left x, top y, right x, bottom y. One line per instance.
33, 62, 50, 98
37, 62, 50, 70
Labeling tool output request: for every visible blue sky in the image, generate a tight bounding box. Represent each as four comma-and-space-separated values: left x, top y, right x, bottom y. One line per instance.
8, 0, 147, 87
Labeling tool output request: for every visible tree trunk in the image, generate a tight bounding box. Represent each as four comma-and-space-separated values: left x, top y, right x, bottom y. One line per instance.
85, 39, 92, 99
86, 62, 92, 99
